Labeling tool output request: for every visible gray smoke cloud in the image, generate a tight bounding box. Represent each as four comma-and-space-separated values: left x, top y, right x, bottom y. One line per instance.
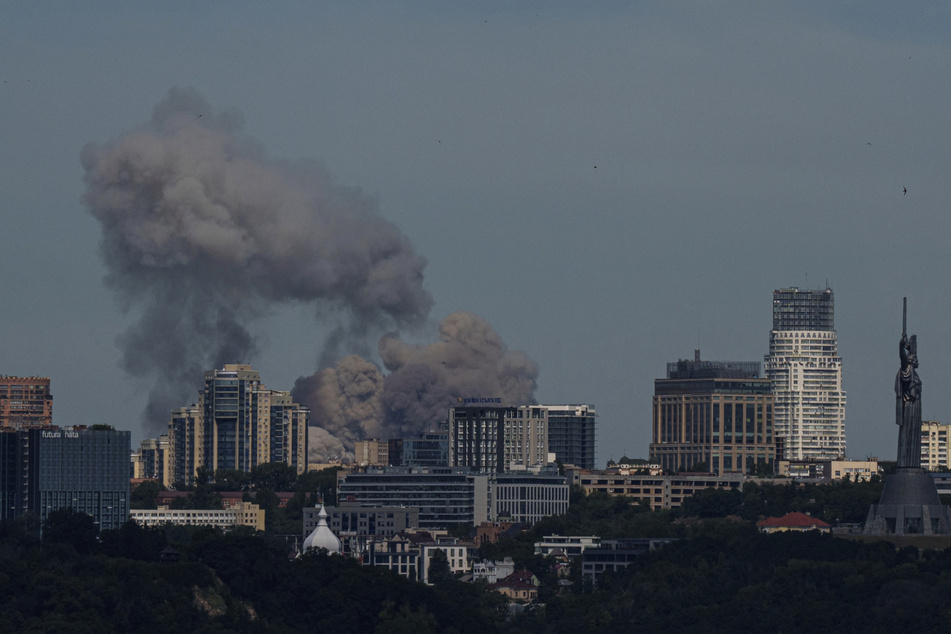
294, 311, 539, 458
82, 87, 432, 435
296, 354, 384, 462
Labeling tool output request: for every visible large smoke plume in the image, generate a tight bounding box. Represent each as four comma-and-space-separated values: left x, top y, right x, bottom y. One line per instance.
294, 311, 539, 462
82, 87, 432, 434
84, 88, 539, 456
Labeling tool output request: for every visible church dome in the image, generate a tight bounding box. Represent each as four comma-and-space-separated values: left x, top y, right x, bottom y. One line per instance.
303, 504, 341, 555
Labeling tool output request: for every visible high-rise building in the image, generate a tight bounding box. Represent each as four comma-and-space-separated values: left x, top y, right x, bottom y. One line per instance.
449, 406, 551, 474
765, 287, 847, 460
1, 426, 130, 531
0, 376, 53, 429
131, 434, 171, 483
135, 364, 308, 487
921, 420, 950, 471
545, 405, 596, 469
650, 351, 775, 475
168, 405, 202, 487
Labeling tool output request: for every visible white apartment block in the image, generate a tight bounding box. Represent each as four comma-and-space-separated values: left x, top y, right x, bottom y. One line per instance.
765, 288, 846, 461
921, 420, 950, 471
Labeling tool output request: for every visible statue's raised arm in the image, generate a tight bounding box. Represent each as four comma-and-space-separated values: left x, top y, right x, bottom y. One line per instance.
895, 299, 922, 467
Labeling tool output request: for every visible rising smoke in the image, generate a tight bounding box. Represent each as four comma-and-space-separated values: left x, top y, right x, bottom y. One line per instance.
82, 87, 432, 434
84, 88, 539, 457
295, 311, 539, 462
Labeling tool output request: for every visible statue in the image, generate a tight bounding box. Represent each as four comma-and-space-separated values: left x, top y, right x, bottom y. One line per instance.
895, 299, 922, 468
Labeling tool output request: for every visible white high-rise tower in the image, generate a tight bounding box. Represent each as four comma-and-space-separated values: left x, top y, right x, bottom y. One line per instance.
765, 288, 847, 460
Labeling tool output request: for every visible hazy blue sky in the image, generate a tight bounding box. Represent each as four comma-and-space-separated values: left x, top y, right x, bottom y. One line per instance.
2, 2, 950, 466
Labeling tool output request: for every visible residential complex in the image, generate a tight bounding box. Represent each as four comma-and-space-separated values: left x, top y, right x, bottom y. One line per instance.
921, 420, 950, 471
649, 351, 775, 475
132, 364, 308, 487
448, 404, 596, 474
765, 287, 847, 460
0, 376, 53, 429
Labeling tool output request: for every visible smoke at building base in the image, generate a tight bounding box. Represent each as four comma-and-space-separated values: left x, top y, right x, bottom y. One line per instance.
296, 311, 539, 463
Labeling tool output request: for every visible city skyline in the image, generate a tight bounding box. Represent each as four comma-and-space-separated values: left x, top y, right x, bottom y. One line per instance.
3, 4, 951, 467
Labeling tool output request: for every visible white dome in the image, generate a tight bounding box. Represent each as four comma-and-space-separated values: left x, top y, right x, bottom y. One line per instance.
303, 504, 341, 554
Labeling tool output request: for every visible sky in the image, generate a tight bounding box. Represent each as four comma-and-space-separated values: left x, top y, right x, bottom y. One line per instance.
2, 2, 950, 467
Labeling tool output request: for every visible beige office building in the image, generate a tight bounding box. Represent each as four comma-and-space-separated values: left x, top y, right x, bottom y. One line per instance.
650, 352, 775, 476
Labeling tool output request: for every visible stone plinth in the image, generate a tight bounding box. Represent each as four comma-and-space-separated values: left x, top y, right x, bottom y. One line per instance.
864, 468, 951, 535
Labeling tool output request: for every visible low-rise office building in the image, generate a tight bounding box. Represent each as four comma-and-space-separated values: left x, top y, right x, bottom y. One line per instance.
573, 469, 746, 510
534, 535, 600, 557
131, 501, 265, 531
337, 466, 570, 528
304, 502, 420, 537
582, 538, 673, 586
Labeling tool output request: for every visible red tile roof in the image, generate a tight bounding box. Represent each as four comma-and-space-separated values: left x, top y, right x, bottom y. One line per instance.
756, 512, 831, 528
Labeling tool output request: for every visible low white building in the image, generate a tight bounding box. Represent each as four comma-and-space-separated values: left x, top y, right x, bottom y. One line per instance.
131, 501, 264, 531
471, 558, 516, 583
534, 535, 600, 557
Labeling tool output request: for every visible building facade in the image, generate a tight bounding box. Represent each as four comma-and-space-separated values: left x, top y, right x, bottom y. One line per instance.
337, 466, 570, 528
765, 287, 847, 461
354, 439, 389, 467
449, 406, 551, 474
135, 364, 308, 487
650, 352, 775, 475
401, 432, 449, 467
305, 502, 420, 538
921, 420, 950, 471
581, 538, 673, 586
131, 501, 264, 531
573, 469, 746, 510
0, 376, 53, 429
337, 467, 490, 528
544, 404, 596, 469
490, 472, 570, 524
0, 427, 131, 531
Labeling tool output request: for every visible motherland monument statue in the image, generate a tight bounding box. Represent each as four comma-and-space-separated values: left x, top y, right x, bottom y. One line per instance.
865, 298, 951, 535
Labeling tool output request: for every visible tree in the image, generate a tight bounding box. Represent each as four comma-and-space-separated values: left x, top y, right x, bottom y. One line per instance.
130, 480, 163, 509
42, 508, 98, 553
296, 467, 341, 506
250, 462, 298, 491
426, 549, 452, 585
211, 469, 250, 491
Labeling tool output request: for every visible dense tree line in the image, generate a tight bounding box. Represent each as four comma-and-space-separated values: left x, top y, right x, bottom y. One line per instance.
9, 504, 951, 633
0, 512, 506, 633
6, 476, 951, 632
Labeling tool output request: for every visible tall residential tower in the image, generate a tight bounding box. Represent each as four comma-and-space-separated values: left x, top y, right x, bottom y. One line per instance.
765, 288, 846, 460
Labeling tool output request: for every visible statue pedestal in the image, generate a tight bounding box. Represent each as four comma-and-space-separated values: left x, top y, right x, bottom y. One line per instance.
864, 468, 951, 535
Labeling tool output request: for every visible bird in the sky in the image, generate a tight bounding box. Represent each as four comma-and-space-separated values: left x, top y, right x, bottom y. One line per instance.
903, 187, 907, 195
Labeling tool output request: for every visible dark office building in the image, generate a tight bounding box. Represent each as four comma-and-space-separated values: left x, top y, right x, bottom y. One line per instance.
401, 432, 449, 467
546, 405, 596, 469
0, 427, 131, 531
